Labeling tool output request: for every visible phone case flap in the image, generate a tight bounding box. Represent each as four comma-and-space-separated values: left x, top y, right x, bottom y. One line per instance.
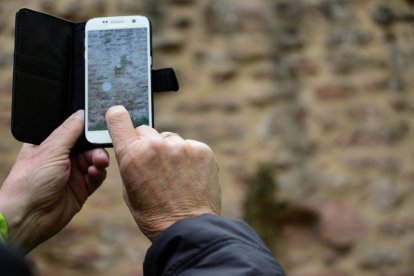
13, 8, 73, 145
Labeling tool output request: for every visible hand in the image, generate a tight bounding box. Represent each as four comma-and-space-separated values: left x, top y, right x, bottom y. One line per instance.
106, 106, 221, 241
0, 110, 109, 254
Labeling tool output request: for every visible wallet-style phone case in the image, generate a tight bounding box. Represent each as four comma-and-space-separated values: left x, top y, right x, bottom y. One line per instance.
12, 8, 179, 150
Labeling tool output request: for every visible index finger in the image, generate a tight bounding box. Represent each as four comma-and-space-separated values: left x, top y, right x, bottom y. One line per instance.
106, 105, 138, 154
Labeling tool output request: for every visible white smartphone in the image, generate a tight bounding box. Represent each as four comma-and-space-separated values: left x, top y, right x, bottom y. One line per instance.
85, 15, 152, 144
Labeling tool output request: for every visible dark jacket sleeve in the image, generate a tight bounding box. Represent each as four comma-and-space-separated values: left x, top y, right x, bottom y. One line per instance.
0, 245, 32, 276
143, 214, 285, 276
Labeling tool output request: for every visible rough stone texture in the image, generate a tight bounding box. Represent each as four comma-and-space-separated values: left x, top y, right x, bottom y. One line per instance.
1, 0, 414, 275
358, 246, 402, 269
372, 177, 401, 211
316, 201, 368, 249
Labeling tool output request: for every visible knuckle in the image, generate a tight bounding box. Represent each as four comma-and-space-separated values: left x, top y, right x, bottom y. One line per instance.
171, 140, 187, 152
162, 132, 180, 138
189, 140, 213, 156
147, 137, 164, 151
136, 125, 148, 132
160, 131, 172, 136
135, 125, 153, 135
168, 141, 188, 159
118, 138, 165, 169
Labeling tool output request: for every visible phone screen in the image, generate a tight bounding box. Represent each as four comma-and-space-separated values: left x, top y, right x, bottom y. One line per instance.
87, 28, 150, 131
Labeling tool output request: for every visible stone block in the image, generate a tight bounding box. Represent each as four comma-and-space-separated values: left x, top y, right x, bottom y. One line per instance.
378, 219, 414, 237
316, 200, 368, 249
246, 88, 281, 107
153, 32, 185, 51
358, 247, 401, 269
0, 52, 12, 68
344, 153, 400, 172
372, 177, 401, 211
346, 102, 383, 121
250, 62, 278, 80
315, 108, 337, 130
289, 57, 319, 76
336, 120, 409, 146
204, 0, 271, 33
39, 0, 56, 13
173, 16, 192, 29
327, 27, 372, 47
210, 63, 236, 83
58, 0, 90, 21
315, 84, 356, 100
230, 34, 271, 62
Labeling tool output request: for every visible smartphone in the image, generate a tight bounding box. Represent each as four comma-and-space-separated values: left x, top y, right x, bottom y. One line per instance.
85, 15, 152, 144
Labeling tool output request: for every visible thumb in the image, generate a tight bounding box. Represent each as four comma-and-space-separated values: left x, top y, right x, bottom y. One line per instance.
106, 105, 138, 156
42, 110, 84, 151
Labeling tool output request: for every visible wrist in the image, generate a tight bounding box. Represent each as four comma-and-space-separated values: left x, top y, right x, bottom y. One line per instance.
141, 209, 217, 242
0, 190, 37, 254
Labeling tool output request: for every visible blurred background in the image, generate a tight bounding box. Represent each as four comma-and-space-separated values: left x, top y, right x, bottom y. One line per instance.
1, 0, 414, 275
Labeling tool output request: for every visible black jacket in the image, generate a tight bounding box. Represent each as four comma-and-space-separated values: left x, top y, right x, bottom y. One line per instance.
144, 214, 285, 276
0, 215, 285, 275
0, 245, 32, 276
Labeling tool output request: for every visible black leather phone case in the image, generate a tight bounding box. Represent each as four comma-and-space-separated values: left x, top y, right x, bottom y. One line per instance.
12, 8, 179, 150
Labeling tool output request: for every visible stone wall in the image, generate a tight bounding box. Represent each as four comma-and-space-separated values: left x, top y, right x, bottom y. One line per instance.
1, 0, 414, 275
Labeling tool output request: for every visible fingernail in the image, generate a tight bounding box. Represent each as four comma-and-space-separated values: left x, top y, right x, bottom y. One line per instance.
108, 105, 127, 114
73, 109, 85, 121
97, 148, 108, 158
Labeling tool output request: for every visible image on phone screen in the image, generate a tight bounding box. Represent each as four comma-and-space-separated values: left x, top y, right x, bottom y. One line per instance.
87, 28, 149, 131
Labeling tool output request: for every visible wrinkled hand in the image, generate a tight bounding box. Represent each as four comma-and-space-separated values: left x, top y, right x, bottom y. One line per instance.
106, 106, 221, 241
0, 110, 109, 254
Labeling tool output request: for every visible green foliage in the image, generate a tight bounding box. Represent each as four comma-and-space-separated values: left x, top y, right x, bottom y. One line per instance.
243, 164, 280, 250
131, 115, 149, 127
243, 164, 319, 253
89, 114, 148, 131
